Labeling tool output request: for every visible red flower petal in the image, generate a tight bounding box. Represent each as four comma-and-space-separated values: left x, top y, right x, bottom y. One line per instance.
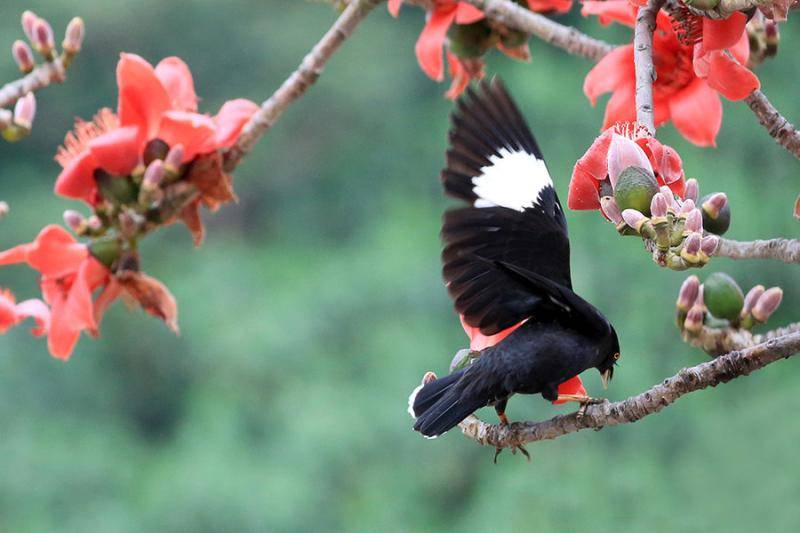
46, 299, 81, 360
668, 79, 721, 147
26, 225, 88, 278
0, 243, 31, 266
14, 298, 50, 336
583, 45, 634, 106
414, 6, 458, 81
568, 166, 603, 210
87, 126, 140, 176
702, 12, 746, 52
454, 3, 485, 24
155, 57, 198, 112
528, 0, 573, 14
705, 50, 760, 101
157, 111, 217, 161
552, 375, 587, 404
602, 81, 637, 129
388, 0, 403, 17
116, 53, 171, 139
581, 0, 637, 27
54, 151, 98, 203
212, 99, 260, 150
62, 259, 98, 333
0, 291, 16, 333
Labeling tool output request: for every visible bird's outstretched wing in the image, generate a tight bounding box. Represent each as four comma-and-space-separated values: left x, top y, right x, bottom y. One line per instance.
441, 78, 571, 335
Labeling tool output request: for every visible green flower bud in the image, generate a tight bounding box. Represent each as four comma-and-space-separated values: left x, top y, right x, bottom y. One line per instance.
613, 166, 659, 215
89, 236, 122, 269
703, 272, 744, 321
96, 169, 138, 205
448, 20, 496, 59
700, 192, 731, 235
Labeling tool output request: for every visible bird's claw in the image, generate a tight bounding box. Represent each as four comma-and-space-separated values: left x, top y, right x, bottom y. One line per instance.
557, 394, 605, 420
493, 443, 531, 463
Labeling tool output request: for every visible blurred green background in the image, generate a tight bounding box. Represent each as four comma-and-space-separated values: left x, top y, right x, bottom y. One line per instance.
0, 1, 798, 531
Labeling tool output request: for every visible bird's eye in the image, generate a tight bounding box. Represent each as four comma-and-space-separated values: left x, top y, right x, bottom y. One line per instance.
613, 352, 620, 361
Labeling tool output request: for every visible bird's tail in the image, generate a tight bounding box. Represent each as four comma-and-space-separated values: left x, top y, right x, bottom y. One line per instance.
408, 368, 489, 438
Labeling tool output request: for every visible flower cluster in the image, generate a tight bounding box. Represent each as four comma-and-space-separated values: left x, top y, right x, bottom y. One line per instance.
0, 53, 258, 360
390, 0, 572, 98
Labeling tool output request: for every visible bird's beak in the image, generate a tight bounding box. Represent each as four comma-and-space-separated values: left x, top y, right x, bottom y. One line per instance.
600, 369, 612, 390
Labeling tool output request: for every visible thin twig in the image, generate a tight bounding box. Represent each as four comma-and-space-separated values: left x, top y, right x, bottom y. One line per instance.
0, 58, 66, 110
463, 0, 614, 61
633, 0, 665, 134
688, 0, 770, 19
744, 90, 800, 160
459, 331, 800, 450
223, 0, 383, 172
716, 237, 800, 264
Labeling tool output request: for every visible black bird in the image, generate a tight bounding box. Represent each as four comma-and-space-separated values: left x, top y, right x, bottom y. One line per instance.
408, 79, 620, 440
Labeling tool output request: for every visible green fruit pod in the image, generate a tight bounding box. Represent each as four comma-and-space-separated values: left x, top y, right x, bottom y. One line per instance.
703, 272, 744, 321
613, 166, 660, 215
448, 20, 496, 59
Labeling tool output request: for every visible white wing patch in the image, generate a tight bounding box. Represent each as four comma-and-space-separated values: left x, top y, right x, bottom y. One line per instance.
471, 148, 552, 212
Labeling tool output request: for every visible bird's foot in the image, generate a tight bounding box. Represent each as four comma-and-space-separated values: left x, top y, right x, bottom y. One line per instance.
556, 394, 605, 420
497, 411, 510, 426
493, 443, 531, 464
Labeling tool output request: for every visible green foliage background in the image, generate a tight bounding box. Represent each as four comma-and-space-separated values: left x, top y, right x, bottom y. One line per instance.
0, 1, 798, 531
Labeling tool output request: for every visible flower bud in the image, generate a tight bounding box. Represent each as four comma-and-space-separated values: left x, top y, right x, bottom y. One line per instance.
679, 198, 695, 215
614, 166, 659, 215
607, 134, 654, 190
650, 192, 668, 218
87, 215, 103, 232
600, 196, 622, 224
700, 235, 719, 256
684, 178, 699, 202
32, 18, 55, 58
685, 208, 703, 233
13, 93, 36, 130
752, 287, 783, 323
448, 19, 495, 59
742, 284, 765, 317
659, 186, 678, 212
12, 40, 34, 73
21, 11, 37, 42
143, 138, 169, 166
703, 272, 744, 321
683, 305, 705, 333
677, 275, 700, 311
89, 237, 122, 269
621, 208, 648, 232
683, 232, 701, 256
119, 210, 143, 239
164, 143, 185, 175
142, 160, 166, 190
0, 201, 9, 218
62, 17, 85, 55
62, 209, 85, 233
700, 192, 731, 235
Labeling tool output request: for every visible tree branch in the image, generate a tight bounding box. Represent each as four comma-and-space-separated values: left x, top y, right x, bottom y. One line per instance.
716, 237, 800, 264
682, 321, 800, 356
744, 90, 800, 160
463, 0, 614, 61
223, 0, 383, 172
0, 58, 66, 110
634, 0, 665, 134
458, 331, 800, 450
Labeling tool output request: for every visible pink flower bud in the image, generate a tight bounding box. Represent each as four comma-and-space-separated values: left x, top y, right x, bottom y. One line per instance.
685, 209, 703, 233
677, 275, 700, 311
658, 186, 677, 211
63, 209, 84, 232
679, 198, 695, 215
600, 196, 623, 224
32, 18, 54, 56
650, 193, 668, 218
700, 235, 719, 256
607, 134, 654, 190
684, 178, 699, 202
63, 17, 85, 54
13, 93, 36, 130
702, 192, 728, 219
684, 232, 701, 255
143, 159, 165, 189
752, 287, 783, 322
684, 305, 705, 333
742, 285, 765, 316
0, 201, 9, 218
12, 40, 34, 73
164, 143, 185, 173
21, 11, 38, 42
87, 215, 102, 232
622, 208, 648, 231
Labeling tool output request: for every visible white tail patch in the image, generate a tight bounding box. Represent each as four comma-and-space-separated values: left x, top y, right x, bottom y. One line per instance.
472, 148, 552, 212
407, 382, 424, 419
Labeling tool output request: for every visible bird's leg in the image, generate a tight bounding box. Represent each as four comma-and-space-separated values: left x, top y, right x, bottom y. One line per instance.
493, 443, 531, 463
494, 399, 509, 426
556, 394, 605, 419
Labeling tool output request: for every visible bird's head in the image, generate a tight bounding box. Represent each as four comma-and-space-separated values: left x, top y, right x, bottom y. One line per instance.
596, 325, 620, 390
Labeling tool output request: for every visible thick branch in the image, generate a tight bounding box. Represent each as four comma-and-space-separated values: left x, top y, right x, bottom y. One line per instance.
223, 0, 382, 172
463, 0, 613, 61
0, 58, 66, 109
683, 321, 800, 356
688, 0, 770, 19
633, 0, 665, 134
459, 332, 800, 450
716, 237, 800, 264
744, 90, 800, 160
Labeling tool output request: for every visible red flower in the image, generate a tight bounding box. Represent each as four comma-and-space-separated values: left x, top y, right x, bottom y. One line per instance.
568, 122, 685, 211
55, 53, 259, 205
391, 1, 572, 97
459, 315, 587, 404
0, 288, 49, 336
0, 225, 114, 359
582, 1, 759, 146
